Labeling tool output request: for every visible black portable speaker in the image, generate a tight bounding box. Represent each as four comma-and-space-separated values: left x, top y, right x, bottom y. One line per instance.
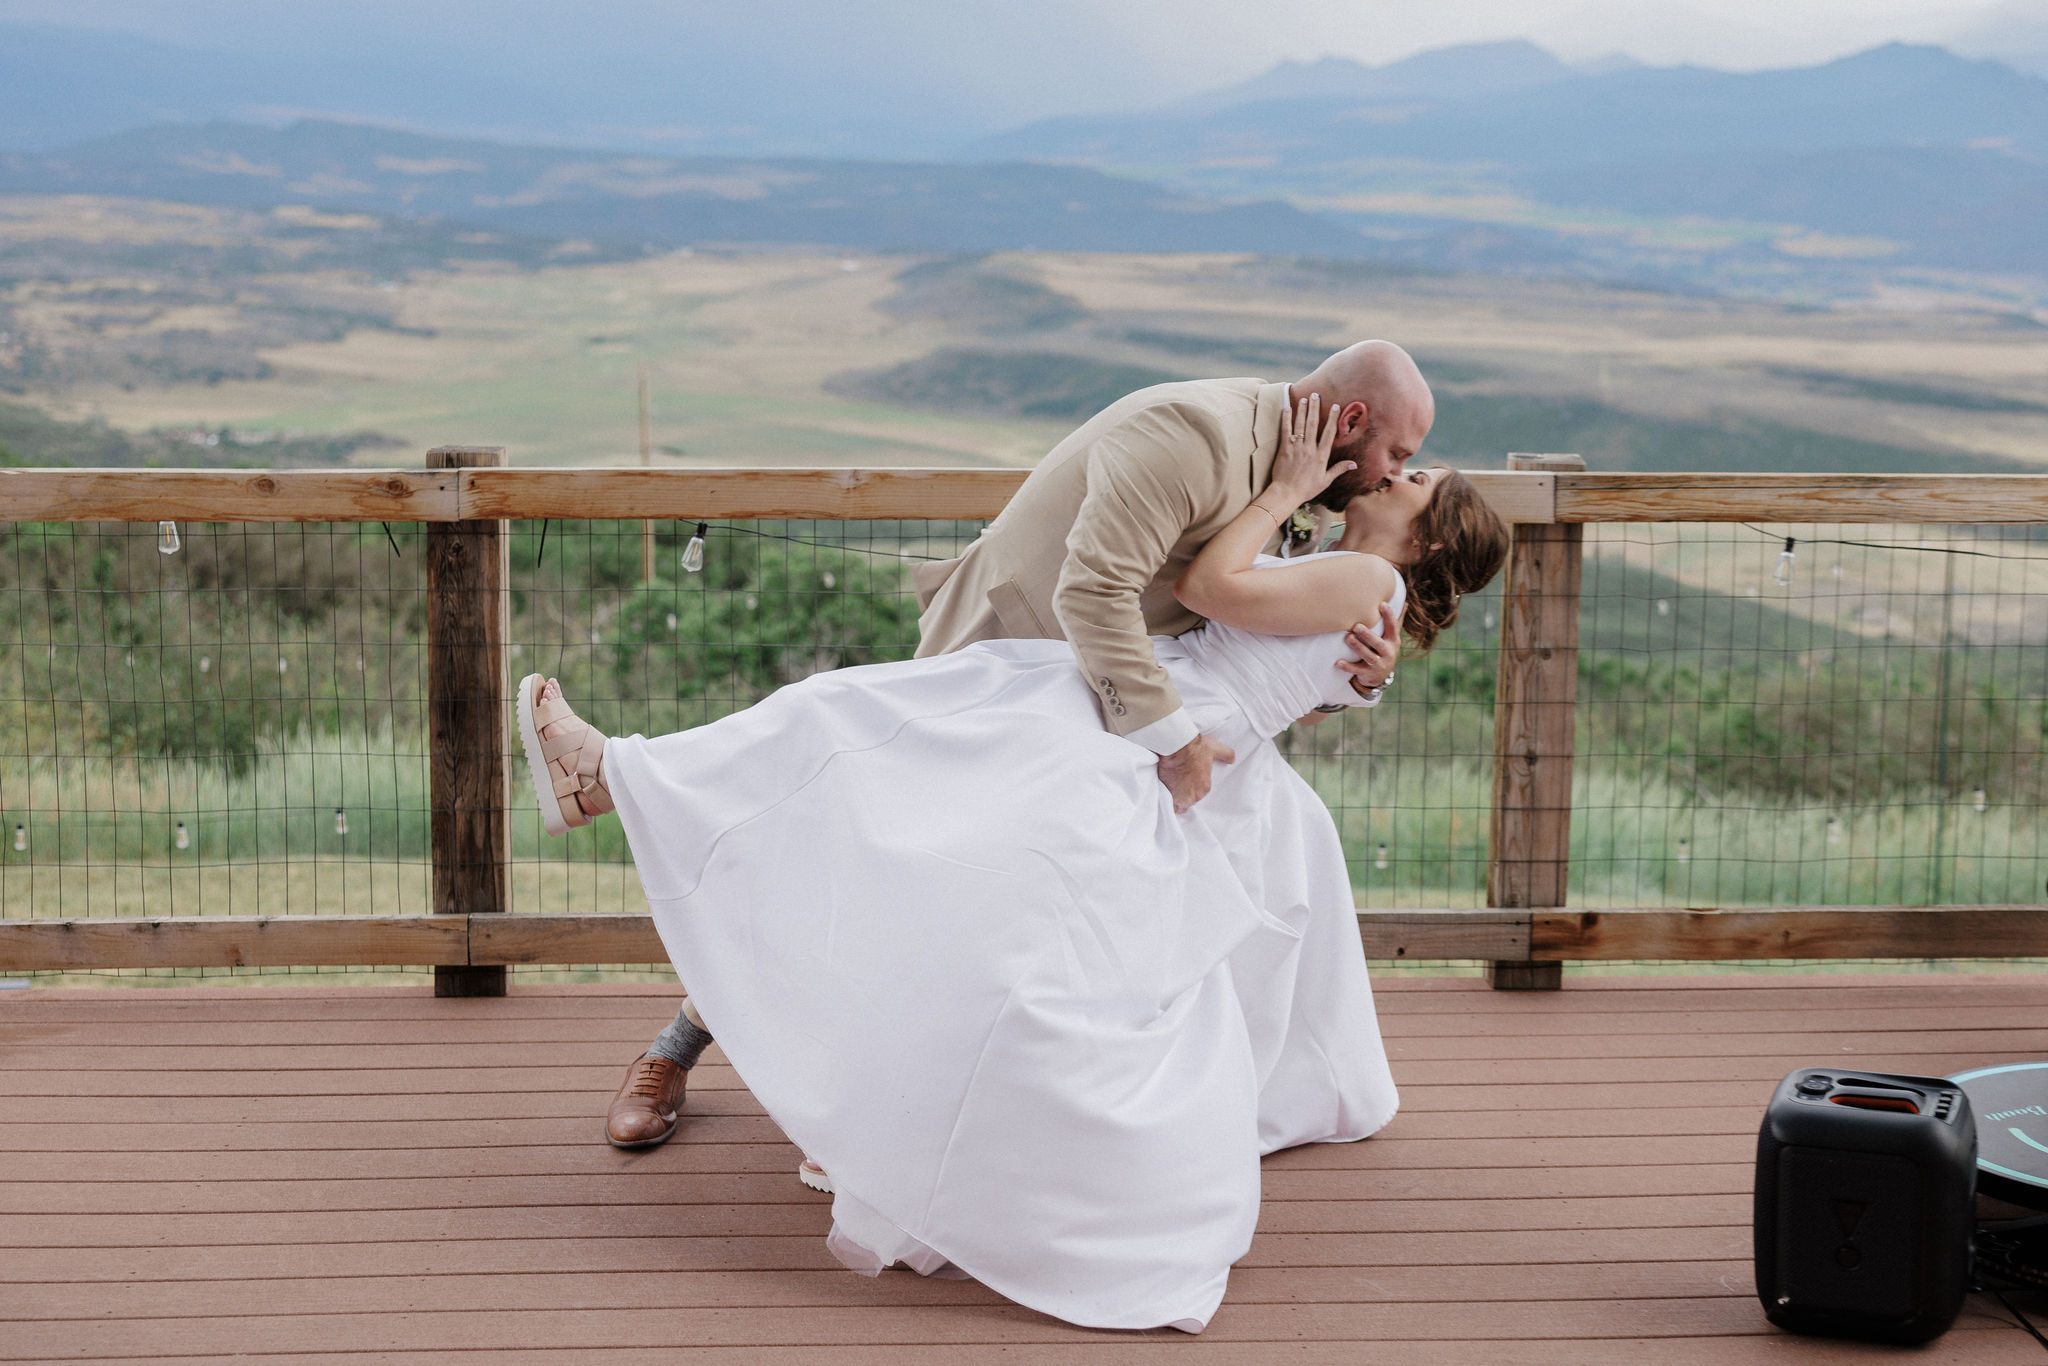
1754, 1068, 1977, 1344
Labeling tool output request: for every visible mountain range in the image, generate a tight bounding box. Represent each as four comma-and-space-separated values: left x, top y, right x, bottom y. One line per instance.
0, 35, 2042, 284
971, 41, 2048, 275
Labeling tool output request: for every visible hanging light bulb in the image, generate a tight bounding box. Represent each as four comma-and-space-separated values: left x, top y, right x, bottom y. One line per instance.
277, 657, 288, 675
744, 594, 758, 612
198, 655, 211, 674
1656, 599, 1670, 617
1374, 843, 1389, 871
174, 822, 189, 850
1483, 610, 1496, 630
1676, 839, 1691, 864
11, 825, 24, 852
1825, 817, 1841, 845
680, 522, 707, 574
1773, 536, 1797, 588
157, 520, 181, 555
1974, 787, 1989, 814
821, 571, 836, 590
334, 808, 348, 836
665, 612, 678, 631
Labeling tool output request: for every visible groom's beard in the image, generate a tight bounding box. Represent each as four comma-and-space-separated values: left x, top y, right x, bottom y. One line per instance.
1308, 426, 1383, 512
1313, 475, 1390, 513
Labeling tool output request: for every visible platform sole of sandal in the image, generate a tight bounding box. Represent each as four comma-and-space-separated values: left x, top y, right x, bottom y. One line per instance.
516, 672, 575, 837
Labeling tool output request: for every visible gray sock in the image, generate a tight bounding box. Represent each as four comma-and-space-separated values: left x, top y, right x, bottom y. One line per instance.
648, 1002, 714, 1070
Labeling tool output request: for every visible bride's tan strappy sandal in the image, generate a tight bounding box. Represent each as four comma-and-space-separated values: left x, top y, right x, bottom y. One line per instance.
517, 673, 614, 836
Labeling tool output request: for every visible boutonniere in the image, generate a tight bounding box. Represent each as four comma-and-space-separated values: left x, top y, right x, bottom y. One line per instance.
1286, 507, 1318, 547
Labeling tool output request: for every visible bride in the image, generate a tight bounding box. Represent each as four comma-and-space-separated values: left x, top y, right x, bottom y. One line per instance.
515, 405, 1509, 1333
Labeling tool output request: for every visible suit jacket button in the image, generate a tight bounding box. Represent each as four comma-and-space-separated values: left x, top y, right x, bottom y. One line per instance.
1113, 704, 1126, 715
1098, 677, 1112, 687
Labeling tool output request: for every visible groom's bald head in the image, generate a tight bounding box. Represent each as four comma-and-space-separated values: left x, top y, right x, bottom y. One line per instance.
1289, 340, 1436, 510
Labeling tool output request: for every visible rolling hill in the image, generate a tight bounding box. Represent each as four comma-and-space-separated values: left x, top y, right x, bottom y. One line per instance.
0, 119, 1371, 258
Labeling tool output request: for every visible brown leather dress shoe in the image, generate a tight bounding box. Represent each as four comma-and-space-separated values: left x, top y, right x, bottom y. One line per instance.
606, 1052, 687, 1149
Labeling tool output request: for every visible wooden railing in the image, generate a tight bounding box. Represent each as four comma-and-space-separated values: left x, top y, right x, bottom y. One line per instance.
6, 449, 2048, 992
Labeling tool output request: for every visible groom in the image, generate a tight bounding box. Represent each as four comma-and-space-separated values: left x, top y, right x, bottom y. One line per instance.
915, 337, 1426, 809
602, 338, 1432, 1148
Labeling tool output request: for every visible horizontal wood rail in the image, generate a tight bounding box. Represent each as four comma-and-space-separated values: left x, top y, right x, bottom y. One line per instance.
0, 468, 463, 523
8, 907, 2048, 973
1553, 473, 2048, 523
0, 912, 1522, 971
1533, 907, 2048, 961
14, 465, 2048, 526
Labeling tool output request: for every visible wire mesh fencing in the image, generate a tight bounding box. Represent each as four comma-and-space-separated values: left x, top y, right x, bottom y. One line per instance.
3, 510, 2044, 985
1568, 520, 2048, 910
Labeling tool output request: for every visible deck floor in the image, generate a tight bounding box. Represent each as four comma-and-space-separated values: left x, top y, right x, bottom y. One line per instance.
7, 974, 2048, 1362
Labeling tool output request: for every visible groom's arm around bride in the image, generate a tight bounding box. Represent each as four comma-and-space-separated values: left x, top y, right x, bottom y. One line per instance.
912, 339, 1433, 811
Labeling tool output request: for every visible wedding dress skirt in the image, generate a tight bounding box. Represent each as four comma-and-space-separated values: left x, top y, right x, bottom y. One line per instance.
606, 632, 1399, 1332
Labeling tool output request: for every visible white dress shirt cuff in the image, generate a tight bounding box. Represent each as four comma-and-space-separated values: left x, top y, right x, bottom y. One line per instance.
1124, 708, 1199, 756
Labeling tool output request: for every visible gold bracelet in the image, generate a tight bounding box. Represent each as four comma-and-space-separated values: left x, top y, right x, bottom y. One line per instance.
1248, 501, 1287, 526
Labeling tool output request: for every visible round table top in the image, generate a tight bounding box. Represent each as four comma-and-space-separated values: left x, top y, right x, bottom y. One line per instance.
1954, 1062, 2048, 1209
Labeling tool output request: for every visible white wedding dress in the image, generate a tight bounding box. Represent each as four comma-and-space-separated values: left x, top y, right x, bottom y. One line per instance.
606, 552, 1401, 1332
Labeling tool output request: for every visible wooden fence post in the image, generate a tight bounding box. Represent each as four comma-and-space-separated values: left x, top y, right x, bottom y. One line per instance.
1486, 453, 1586, 989
427, 445, 511, 997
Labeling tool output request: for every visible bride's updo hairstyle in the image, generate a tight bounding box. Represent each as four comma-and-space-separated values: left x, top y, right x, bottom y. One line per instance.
1401, 469, 1509, 653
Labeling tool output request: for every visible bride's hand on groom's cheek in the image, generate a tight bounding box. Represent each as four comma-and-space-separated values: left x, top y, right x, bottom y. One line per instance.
1273, 392, 1352, 505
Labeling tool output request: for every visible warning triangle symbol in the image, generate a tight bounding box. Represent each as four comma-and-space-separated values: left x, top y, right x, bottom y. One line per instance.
1833, 1199, 1868, 1237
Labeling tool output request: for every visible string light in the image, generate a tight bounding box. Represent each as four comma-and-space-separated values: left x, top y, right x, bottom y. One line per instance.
157, 521, 180, 555
11, 825, 23, 852
174, 822, 189, 850
1743, 524, 2048, 564
1676, 839, 1691, 864
334, 808, 348, 836
1975, 788, 1989, 814
681, 522, 707, 574
697, 520, 944, 562
1826, 817, 1842, 845
1656, 599, 1670, 617
198, 656, 210, 674
1773, 537, 1796, 587
1374, 843, 1389, 870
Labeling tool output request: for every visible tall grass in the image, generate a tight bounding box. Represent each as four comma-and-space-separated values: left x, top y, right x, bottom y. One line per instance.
1316, 758, 2048, 908
7, 725, 2043, 920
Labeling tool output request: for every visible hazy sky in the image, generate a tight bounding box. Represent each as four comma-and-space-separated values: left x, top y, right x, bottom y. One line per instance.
0, 0, 2033, 149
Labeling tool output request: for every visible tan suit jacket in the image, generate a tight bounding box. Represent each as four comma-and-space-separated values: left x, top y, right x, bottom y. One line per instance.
912, 377, 1291, 743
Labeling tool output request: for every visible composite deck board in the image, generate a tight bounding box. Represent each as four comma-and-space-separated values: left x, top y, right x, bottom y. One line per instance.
45, 1342, 2048, 1366
0, 1133, 1755, 1183
0, 1162, 1760, 1215
18, 1022, 2048, 1063
3, 976, 2044, 1360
